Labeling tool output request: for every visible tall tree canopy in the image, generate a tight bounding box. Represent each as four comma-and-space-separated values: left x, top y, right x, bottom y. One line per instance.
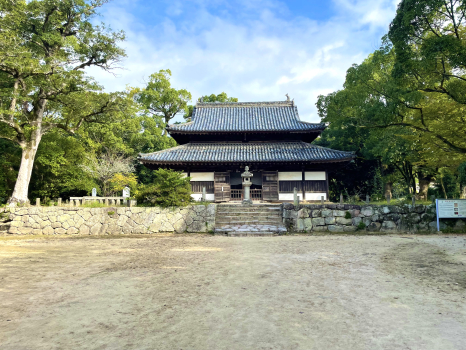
135, 69, 192, 130
0, 0, 129, 204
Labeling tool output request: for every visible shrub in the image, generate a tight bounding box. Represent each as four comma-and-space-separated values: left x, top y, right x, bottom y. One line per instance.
344, 211, 352, 219
136, 169, 192, 207
108, 211, 115, 215
357, 221, 366, 230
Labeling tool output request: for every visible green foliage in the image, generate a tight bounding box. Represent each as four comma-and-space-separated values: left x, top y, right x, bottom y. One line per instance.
135, 169, 192, 207
344, 211, 352, 219
0, 0, 129, 203
108, 211, 115, 215
357, 221, 367, 230
134, 69, 192, 126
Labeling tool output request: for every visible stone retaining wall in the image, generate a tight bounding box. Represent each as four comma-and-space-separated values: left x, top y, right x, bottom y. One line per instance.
4, 205, 217, 235
282, 203, 465, 233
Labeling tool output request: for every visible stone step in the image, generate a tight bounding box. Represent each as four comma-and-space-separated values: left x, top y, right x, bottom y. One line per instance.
216, 209, 281, 214
216, 221, 283, 226
227, 232, 276, 237
217, 215, 282, 220
215, 225, 287, 233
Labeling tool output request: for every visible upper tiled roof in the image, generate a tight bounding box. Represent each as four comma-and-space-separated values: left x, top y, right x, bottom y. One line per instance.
167, 101, 325, 133
139, 142, 354, 164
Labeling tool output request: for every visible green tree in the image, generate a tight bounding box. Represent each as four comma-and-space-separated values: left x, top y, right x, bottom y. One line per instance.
135, 169, 192, 207
0, 0, 128, 205
135, 69, 192, 132
381, 0, 466, 154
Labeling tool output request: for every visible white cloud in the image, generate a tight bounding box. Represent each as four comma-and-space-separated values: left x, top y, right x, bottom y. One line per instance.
88, 0, 400, 123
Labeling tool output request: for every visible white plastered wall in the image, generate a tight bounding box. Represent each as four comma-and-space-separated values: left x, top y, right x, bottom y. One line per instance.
191, 193, 215, 201
189, 172, 215, 181
305, 193, 327, 201
278, 172, 302, 181
279, 193, 303, 201
305, 171, 326, 180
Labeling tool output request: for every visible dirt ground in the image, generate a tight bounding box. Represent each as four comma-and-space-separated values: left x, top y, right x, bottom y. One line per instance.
0, 234, 465, 350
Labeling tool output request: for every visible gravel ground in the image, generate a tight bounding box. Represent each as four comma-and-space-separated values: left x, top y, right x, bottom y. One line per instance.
0, 234, 465, 350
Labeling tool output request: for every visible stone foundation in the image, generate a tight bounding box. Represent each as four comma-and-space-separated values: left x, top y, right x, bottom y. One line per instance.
4, 205, 216, 235
282, 203, 464, 233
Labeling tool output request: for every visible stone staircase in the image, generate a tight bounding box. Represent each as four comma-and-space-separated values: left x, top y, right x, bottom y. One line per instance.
214, 204, 286, 237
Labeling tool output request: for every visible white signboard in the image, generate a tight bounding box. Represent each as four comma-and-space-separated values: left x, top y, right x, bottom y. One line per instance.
436, 199, 466, 231
91, 188, 97, 197
437, 199, 466, 218
122, 187, 130, 198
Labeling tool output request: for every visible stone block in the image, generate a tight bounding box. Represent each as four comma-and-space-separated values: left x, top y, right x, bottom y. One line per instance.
62, 221, 71, 229
361, 207, 374, 217
8, 226, 18, 234
297, 208, 309, 219
414, 205, 425, 213
207, 204, 216, 216
51, 222, 62, 228
333, 210, 345, 217
55, 228, 66, 234
311, 217, 325, 226
382, 206, 390, 214
122, 223, 133, 234
187, 220, 205, 233
160, 221, 175, 232
303, 218, 313, 232
313, 226, 328, 232
343, 226, 357, 232
367, 222, 381, 231
311, 210, 321, 218
363, 217, 372, 227
40, 220, 51, 229
321, 209, 332, 217
336, 217, 352, 225
173, 218, 187, 233
406, 213, 421, 224
58, 214, 71, 223
117, 215, 128, 227
328, 225, 344, 232
371, 214, 379, 222
18, 227, 33, 234
43, 226, 54, 235
32, 229, 42, 235
90, 223, 102, 235
297, 219, 305, 232
352, 209, 360, 216
79, 225, 90, 235
454, 220, 465, 231
68, 227, 79, 234
421, 213, 436, 222
132, 224, 146, 234
352, 217, 362, 226
381, 221, 397, 232
325, 217, 336, 225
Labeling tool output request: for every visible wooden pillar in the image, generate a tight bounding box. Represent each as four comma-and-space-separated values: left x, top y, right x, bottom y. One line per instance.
301, 169, 305, 201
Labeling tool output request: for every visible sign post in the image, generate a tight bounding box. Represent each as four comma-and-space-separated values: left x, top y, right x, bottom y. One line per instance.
436, 199, 466, 231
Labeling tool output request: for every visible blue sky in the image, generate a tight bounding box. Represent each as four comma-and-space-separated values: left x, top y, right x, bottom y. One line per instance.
90, 0, 400, 123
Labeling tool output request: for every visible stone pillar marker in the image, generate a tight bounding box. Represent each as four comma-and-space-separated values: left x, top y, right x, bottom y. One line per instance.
431, 195, 435, 203
241, 166, 253, 205
92, 188, 97, 197
36, 198, 40, 206
293, 187, 299, 206
202, 187, 206, 202
321, 196, 324, 205
58, 198, 62, 206
340, 194, 343, 204
386, 194, 391, 204
412, 196, 416, 206
366, 195, 370, 204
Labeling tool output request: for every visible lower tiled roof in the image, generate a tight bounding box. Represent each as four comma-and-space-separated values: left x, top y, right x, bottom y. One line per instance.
139, 142, 354, 164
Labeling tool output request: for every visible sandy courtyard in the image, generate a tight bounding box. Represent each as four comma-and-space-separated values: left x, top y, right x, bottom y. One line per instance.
0, 234, 465, 350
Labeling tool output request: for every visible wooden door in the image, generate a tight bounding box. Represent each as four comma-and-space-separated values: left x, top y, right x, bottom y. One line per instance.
262, 171, 279, 201
214, 172, 231, 202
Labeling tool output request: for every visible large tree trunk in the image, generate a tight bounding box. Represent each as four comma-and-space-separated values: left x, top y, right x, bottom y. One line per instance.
384, 182, 393, 199
462, 186, 466, 199
8, 144, 40, 205
8, 99, 45, 206
418, 174, 433, 200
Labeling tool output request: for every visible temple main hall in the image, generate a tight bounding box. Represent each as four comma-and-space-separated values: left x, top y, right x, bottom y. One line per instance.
139, 100, 354, 202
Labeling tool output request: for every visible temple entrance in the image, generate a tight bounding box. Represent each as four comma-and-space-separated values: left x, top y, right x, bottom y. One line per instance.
229, 171, 263, 201
214, 172, 231, 202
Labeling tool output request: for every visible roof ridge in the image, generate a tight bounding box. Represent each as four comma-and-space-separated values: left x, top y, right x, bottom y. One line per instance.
196, 101, 294, 108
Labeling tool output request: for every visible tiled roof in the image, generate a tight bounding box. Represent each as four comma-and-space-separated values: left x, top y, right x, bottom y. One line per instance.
139, 142, 354, 164
167, 101, 325, 133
